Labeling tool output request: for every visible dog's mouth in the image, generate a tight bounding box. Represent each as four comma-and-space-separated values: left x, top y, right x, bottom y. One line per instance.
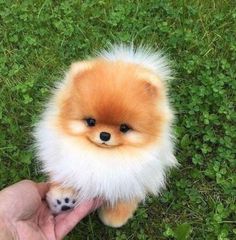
87, 137, 121, 148
98, 142, 114, 148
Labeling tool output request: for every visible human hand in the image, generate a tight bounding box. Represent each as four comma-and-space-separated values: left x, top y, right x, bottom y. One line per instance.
0, 180, 102, 240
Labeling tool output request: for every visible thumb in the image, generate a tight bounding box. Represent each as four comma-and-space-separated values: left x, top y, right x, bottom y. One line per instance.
55, 199, 102, 239
36, 182, 50, 199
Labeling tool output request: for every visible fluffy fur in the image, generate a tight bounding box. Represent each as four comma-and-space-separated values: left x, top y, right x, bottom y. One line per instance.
34, 45, 177, 224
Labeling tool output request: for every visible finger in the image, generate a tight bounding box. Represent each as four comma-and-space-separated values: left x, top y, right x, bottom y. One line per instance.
36, 182, 50, 199
56, 198, 103, 226
55, 200, 98, 239
37, 203, 56, 240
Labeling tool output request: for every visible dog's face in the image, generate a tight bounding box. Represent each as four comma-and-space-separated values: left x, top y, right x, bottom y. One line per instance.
56, 60, 170, 149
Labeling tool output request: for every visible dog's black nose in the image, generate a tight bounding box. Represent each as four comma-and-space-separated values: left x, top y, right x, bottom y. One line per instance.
100, 132, 111, 141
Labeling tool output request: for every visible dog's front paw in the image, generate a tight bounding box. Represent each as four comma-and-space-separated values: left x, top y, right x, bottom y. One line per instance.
46, 184, 77, 214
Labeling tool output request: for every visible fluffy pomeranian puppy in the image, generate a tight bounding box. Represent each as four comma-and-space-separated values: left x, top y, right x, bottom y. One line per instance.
34, 45, 177, 228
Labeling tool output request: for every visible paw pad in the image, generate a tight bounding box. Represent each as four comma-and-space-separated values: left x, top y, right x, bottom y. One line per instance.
46, 187, 77, 214
55, 198, 76, 212
61, 205, 71, 211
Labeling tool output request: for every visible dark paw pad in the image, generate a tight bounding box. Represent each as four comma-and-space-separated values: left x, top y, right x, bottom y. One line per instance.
61, 205, 71, 211
53, 197, 77, 213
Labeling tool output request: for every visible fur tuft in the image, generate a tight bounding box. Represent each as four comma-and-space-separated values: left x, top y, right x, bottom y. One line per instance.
99, 44, 172, 81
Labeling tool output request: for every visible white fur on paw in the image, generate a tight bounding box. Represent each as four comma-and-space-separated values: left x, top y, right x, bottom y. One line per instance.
46, 186, 77, 214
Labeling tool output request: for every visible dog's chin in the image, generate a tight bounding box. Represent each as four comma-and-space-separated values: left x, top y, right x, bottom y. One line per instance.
87, 137, 121, 149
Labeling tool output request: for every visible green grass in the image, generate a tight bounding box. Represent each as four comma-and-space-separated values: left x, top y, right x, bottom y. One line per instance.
0, 1, 235, 239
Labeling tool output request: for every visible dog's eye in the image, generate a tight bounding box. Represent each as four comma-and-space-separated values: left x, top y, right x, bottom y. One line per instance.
120, 124, 131, 133
85, 118, 96, 127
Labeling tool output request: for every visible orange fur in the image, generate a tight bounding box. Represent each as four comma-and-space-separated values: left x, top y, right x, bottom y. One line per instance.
49, 183, 76, 196
99, 200, 139, 228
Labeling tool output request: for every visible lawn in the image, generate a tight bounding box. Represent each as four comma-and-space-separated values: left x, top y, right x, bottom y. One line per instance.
0, 1, 235, 239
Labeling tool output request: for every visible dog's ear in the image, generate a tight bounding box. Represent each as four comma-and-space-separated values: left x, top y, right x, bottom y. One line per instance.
68, 61, 94, 79
142, 80, 158, 97
137, 70, 163, 98
140, 74, 164, 99
56, 61, 94, 102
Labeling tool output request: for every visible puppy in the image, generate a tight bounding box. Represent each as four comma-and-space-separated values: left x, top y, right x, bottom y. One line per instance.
34, 45, 177, 228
